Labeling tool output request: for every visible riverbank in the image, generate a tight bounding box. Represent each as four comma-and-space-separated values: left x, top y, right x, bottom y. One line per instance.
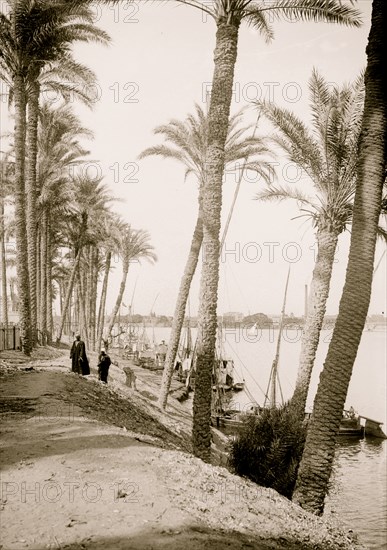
0, 346, 365, 549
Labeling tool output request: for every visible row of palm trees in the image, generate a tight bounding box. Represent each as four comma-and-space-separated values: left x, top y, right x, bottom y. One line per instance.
0, 0, 110, 353
1, 0, 385, 518
0, 1, 156, 352
1, 99, 156, 352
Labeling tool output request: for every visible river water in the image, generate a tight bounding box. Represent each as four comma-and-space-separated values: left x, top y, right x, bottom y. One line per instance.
146, 326, 387, 549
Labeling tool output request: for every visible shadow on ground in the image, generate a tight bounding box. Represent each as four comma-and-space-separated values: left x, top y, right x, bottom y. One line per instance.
0, 431, 151, 468
35, 526, 310, 550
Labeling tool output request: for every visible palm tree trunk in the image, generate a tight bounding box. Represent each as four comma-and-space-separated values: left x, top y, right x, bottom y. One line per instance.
293, 0, 387, 514
56, 249, 82, 343
96, 251, 111, 353
91, 247, 99, 351
291, 228, 340, 415
36, 227, 41, 337
58, 280, 63, 318
85, 245, 91, 335
46, 214, 53, 344
106, 258, 129, 340
40, 210, 47, 345
192, 22, 239, 461
13, 74, 31, 355
1, 200, 8, 328
158, 212, 203, 409
26, 81, 40, 345
78, 275, 89, 349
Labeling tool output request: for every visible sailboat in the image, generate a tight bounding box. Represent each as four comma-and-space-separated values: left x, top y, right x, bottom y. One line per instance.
210, 269, 291, 433
262, 268, 290, 408
247, 323, 258, 337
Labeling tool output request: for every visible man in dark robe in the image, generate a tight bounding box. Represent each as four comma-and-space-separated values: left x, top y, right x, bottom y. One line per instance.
70, 334, 90, 376
98, 349, 111, 383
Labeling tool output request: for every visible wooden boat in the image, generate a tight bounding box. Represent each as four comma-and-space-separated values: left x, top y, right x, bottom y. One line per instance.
302, 410, 386, 439
338, 409, 364, 436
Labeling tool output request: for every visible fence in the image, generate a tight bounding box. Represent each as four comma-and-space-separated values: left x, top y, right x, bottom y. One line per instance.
0, 326, 21, 351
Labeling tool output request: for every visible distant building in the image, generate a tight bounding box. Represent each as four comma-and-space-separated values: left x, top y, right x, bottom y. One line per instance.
222, 312, 244, 323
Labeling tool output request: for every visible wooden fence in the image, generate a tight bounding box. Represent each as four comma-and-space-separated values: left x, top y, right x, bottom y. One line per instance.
0, 326, 21, 351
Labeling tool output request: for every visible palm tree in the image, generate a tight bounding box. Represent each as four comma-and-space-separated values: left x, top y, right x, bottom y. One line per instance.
169, 0, 361, 461
255, 69, 364, 417
37, 102, 92, 343
105, 226, 157, 343
0, 2, 31, 352
0, 153, 14, 328
26, 61, 103, 345
95, 214, 123, 354
25, 5, 109, 345
140, 104, 273, 410
293, 0, 386, 514
0, 0, 108, 352
56, 176, 113, 344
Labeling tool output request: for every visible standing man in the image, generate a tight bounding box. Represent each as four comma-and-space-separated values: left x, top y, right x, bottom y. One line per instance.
98, 349, 112, 384
70, 334, 90, 376
156, 340, 168, 366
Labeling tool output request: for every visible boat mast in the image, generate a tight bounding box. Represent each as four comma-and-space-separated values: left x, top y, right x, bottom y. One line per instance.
220, 112, 261, 252
265, 266, 291, 407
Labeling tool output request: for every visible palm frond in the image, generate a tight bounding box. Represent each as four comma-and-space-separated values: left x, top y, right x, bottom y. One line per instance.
255, 184, 315, 208
256, 0, 362, 28
257, 100, 324, 187
243, 6, 274, 42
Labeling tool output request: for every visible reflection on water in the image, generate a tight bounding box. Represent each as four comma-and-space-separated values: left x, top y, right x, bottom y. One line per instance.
326, 438, 387, 550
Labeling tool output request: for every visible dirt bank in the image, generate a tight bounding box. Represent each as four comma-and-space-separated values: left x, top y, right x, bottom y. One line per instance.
0, 348, 364, 550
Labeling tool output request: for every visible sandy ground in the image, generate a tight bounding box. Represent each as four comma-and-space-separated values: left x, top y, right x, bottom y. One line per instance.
0, 347, 365, 550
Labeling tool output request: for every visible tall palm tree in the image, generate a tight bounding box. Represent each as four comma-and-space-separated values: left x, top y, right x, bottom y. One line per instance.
140, 104, 273, 410
169, 0, 361, 461
255, 70, 364, 416
0, 1, 31, 352
25, 5, 109, 345
293, 0, 387, 514
0, 153, 14, 328
56, 176, 113, 343
37, 102, 92, 342
26, 61, 103, 345
95, 214, 124, 354
105, 226, 157, 343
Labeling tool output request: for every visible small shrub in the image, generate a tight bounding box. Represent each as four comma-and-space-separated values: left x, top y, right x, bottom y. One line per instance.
228, 402, 307, 499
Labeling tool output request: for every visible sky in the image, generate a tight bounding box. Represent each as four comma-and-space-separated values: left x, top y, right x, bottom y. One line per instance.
1, 0, 386, 318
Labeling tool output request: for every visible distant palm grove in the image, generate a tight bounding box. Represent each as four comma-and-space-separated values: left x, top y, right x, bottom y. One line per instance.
0, 0, 386, 518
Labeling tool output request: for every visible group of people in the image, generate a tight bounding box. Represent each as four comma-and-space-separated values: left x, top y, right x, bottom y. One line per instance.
70, 335, 169, 383
70, 334, 111, 384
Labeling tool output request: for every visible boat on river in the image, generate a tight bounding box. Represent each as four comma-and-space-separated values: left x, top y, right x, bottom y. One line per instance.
210, 269, 387, 440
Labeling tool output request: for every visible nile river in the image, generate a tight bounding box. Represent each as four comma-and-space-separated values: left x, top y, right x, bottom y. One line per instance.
150, 326, 386, 549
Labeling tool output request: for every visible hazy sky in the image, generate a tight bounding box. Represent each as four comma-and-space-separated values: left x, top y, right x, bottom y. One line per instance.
1, 0, 385, 317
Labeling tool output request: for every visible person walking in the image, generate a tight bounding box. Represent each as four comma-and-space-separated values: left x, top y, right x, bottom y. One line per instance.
70, 334, 90, 376
98, 349, 112, 384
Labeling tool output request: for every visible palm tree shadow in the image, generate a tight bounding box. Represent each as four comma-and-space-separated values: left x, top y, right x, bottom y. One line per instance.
0, 433, 151, 469
35, 525, 307, 549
